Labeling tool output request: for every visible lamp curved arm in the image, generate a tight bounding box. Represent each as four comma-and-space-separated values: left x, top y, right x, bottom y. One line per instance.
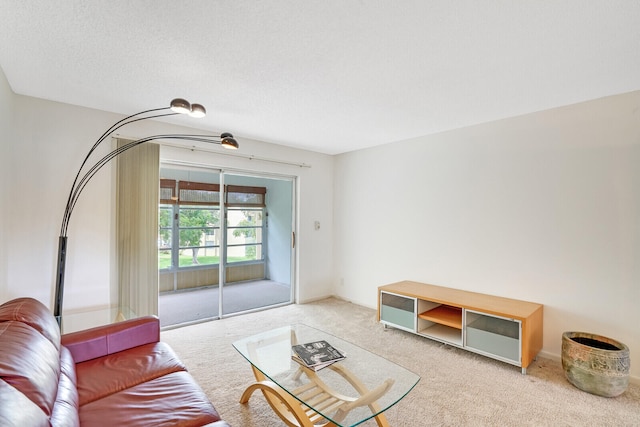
60, 109, 178, 235
54, 98, 238, 328
62, 133, 229, 236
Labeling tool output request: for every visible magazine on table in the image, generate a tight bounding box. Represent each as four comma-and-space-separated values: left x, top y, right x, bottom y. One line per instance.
291, 340, 345, 371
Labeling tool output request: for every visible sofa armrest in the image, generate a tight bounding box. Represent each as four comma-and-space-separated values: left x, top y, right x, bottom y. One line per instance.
61, 316, 160, 363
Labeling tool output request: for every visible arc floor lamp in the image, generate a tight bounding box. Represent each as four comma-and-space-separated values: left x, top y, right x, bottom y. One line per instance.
54, 98, 238, 327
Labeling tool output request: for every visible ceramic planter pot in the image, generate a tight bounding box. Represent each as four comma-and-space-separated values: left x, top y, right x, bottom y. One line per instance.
561, 331, 630, 397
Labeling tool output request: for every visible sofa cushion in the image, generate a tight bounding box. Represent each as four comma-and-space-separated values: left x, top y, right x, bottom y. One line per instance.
62, 316, 160, 363
0, 380, 50, 427
0, 320, 61, 416
50, 347, 80, 427
0, 297, 60, 351
74, 341, 187, 406
0, 297, 228, 427
79, 371, 223, 427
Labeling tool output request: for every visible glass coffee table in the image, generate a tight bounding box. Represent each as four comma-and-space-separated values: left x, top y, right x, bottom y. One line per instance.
233, 324, 420, 427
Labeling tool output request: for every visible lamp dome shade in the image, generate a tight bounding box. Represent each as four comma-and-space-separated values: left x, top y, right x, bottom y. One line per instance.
170, 98, 191, 114
189, 103, 206, 118
220, 133, 239, 149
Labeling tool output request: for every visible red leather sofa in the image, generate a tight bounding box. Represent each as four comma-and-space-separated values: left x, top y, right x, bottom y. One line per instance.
0, 297, 229, 426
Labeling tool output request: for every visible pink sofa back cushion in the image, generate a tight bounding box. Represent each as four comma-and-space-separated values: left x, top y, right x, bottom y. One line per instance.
62, 316, 160, 363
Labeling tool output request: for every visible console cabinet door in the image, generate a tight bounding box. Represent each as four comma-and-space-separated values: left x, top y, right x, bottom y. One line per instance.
464, 310, 521, 365
380, 292, 416, 332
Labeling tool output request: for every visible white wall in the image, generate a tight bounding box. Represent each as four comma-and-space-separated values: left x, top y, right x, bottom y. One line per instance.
0, 66, 13, 295
7, 97, 124, 308
333, 91, 640, 379
263, 178, 295, 284
2, 92, 334, 313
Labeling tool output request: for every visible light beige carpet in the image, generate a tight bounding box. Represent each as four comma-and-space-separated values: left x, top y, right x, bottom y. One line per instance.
161, 297, 640, 426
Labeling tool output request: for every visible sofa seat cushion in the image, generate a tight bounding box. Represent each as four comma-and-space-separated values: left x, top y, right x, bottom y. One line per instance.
79, 371, 223, 427
74, 341, 186, 406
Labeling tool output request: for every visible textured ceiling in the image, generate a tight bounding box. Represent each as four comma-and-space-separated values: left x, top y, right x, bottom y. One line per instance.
1, 1, 639, 154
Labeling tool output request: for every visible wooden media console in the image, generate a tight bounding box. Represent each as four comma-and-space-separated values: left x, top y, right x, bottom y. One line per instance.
378, 280, 543, 374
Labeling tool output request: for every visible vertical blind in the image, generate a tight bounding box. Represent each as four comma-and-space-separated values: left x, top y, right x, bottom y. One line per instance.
116, 139, 159, 318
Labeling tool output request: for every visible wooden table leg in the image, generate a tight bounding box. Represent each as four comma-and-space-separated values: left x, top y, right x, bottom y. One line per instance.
240, 379, 317, 427
241, 358, 393, 427
241, 365, 337, 427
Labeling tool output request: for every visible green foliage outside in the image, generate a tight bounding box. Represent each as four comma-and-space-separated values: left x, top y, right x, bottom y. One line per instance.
159, 206, 220, 265
180, 208, 219, 264
158, 207, 172, 245
232, 226, 256, 259
159, 207, 261, 269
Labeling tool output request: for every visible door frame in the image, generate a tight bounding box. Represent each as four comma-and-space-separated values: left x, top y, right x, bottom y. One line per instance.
159, 160, 297, 322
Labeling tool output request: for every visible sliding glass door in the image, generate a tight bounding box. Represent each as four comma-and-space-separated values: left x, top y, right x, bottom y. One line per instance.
158, 165, 295, 327
221, 172, 294, 315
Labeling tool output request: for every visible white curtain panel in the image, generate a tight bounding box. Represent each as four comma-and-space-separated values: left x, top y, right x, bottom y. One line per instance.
116, 138, 159, 318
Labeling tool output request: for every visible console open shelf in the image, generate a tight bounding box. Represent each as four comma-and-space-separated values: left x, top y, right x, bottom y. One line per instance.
378, 281, 543, 374
418, 305, 462, 329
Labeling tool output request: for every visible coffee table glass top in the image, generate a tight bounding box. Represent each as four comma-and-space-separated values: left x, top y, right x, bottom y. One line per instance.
233, 324, 420, 426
